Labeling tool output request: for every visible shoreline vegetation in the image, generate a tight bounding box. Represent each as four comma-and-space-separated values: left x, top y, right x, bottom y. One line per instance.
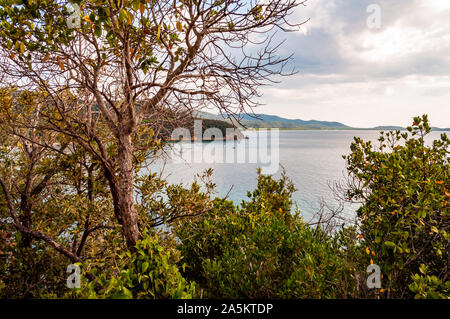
165, 118, 245, 142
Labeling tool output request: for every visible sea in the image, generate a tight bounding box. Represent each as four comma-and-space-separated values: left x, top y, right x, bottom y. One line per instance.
147, 130, 447, 220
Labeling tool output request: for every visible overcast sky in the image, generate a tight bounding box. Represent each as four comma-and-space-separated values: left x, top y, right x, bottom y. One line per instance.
256, 0, 450, 128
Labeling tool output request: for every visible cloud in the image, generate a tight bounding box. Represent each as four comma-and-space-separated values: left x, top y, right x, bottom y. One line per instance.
259, 0, 450, 127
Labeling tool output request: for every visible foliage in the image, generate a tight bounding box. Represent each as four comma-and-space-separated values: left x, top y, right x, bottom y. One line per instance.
0, 87, 120, 297
135, 169, 214, 228
0, 236, 69, 298
176, 169, 359, 298
1, 113, 448, 300
0, 0, 301, 248
344, 115, 449, 298
69, 230, 196, 299
409, 264, 450, 299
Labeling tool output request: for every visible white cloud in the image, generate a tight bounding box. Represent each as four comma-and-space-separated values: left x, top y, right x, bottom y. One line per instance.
259, 0, 450, 128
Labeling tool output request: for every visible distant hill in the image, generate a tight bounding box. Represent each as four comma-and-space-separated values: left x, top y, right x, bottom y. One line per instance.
372, 125, 450, 132
197, 112, 350, 130
235, 114, 349, 129
195, 112, 450, 131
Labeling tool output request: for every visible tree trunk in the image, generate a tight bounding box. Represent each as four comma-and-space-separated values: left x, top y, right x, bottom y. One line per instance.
117, 132, 140, 248
19, 197, 33, 248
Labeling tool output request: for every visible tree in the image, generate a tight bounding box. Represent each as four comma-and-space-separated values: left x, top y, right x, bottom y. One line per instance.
0, 0, 304, 248
343, 115, 449, 298
0, 88, 123, 297
0, 88, 86, 262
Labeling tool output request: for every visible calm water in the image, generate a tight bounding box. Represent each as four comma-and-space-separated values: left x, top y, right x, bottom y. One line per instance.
148, 130, 447, 219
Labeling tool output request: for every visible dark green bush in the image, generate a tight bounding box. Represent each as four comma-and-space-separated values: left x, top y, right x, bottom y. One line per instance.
344, 115, 449, 298
70, 230, 196, 299
0, 232, 68, 298
176, 170, 359, 298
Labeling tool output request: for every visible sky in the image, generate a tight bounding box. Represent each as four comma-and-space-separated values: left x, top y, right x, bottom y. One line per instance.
256, 0, 450, 128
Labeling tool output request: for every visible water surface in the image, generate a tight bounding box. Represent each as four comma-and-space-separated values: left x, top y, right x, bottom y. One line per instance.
148, 130, 446, 219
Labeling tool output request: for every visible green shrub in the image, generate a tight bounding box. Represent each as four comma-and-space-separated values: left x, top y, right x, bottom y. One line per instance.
71, 230, 196, 299
177, 170, 358, 298
0, 234, 69, 299
344, 115, 449, 298
409, 264, 450, 299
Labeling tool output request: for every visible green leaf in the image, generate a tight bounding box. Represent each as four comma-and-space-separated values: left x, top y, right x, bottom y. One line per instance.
176, 21, 182, 32
94, 25, 102, 37
384, 241, 396, 248
132, 0, 140, 11
118, 9, 128, 23
126, 11, 134, 25
157, 24, 161, 40
122, 287, 133, 299
419, 264, 427, 275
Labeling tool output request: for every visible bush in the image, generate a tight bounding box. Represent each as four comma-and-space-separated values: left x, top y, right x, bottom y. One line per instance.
0, 231, 69, 299
409, 264, 450, 299
344, 115, 449, 298
176, 169, 359, 298
70, 230, 196, 299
